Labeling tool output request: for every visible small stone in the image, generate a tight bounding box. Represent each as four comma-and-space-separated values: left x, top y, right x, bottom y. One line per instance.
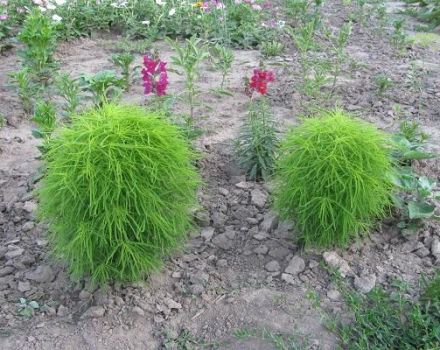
431, 238, 440, 257
132, 306, 145, 316
165, 298, 182, 310
416, 246, 430, 258
218, 188, 229, 196
0, 266, 14, 277
190, 284, 204, 295
200, 227, 215, 241
57, 305, 69, 317
268, 246, 290, 259
281, 273, 295, 285
327, 289, 341, 301
17, 281, 31, 292
253, 232, 268, 241
171, 271, 182, 279
254, 245, 269, 255
323, 252, 352, 277
5, 247, 24, 260
354, 274, 376, 294
224, 229, 236, 239
216, 259, 228, 267
260, 214, 279, 233
309, 260, 319, 269
212, 212, 227, 228
79, 290, 92, 300
235, 181, 252, 189
194, 210, 210, 227
265, 260, 281, 272
23, 201, 37, 214
26, 265, 55, 283
212, 233, 233, 250
251, 189, 267, 208
81, 306, 105, 319
22, 222, 35, 232
285, 256, 305, 275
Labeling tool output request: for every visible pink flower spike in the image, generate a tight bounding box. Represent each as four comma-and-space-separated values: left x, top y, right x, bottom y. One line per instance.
142, 55, 168, 96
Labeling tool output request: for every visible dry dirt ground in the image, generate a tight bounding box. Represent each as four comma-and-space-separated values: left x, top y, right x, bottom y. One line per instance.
0, 1, 440, 349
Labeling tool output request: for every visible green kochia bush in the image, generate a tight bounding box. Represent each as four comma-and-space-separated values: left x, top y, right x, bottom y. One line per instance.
274, 109, 393, 247
38, 104, 200, 284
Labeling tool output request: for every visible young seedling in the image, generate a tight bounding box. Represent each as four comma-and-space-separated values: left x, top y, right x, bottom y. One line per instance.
32, 99, 56, 140
329, 22, 352, 94
210, 44, 234, 89
167, 36, 209, 119
56, 73, 81, 117
374, 74, 393, 96
261, 40, 285, 57
111, 52, 136, 91
18, 9, 58, 85
18, 298, 39, 318
9, 68, 35, 114
392, 19, 407, 52
79, 70, 125, 106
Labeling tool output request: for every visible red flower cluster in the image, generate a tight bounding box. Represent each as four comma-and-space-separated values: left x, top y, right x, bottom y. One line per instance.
248, 69, 275, 95
142, 55, 168, 96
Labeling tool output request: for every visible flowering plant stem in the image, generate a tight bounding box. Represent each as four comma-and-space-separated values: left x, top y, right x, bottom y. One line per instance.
166, 36, 209, 119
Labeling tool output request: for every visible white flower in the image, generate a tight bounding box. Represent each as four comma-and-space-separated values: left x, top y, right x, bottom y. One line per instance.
277, 20, 285, 29
155, 0, 165, 5
39, 6, 47, 11
46, 3, 56, 9
32, 0, 43, 5
111, 0, 127, 7
141, 20, 150, 25
52, 14, 62, 22
54, 0, 66, 5
168, 8, 175, 16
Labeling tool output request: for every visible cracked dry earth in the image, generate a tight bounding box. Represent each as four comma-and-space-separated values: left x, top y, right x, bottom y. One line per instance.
1, 0, 440, 349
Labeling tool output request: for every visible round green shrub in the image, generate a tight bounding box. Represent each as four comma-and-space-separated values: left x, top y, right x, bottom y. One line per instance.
38, 104, 200, 284
274, 109, 394, 247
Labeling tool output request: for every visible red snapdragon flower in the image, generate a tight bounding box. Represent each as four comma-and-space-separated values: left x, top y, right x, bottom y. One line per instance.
246, 68, 275, 96
142, 55, 168, 96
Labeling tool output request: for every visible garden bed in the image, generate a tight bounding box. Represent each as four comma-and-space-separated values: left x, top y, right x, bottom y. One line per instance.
0, 0, 439, 349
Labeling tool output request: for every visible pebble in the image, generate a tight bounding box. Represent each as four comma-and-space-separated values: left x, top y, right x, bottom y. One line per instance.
26, 265, 55, 283
200, 227, 215, 241
281, 273, 295, 285
57, 305, 69, 317
327, 289, 341, 301
285, 256, 306, 275
354, 274, 377, 294
212, 233, 233, 250
259, 213, 279, 233
265, 260, 281, 272
253, 232, 268, 241
0, 266, 14, 277
132, 306, 145, 316
254, 245, 269, 255
251, 189, 267, 208
17, 281, 31, 292
5, 247, 24, 260
431, 238, 440, 257
323, 251, 352, 277
165, 298, 182, 310
81, 306, 105, 319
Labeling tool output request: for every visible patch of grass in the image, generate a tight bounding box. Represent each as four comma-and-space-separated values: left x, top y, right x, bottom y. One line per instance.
233, 327, 307, 349
38, 104, 200, 285
331, 273, 440, 349
274, 109, 393, 247
409, 32, 440, 49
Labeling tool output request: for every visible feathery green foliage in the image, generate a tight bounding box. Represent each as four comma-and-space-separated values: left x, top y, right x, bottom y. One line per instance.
38, 104, 200, 284
274, 109, 393, 247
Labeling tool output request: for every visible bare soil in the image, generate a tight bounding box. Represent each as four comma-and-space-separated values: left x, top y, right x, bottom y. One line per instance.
0, 1, 439, 349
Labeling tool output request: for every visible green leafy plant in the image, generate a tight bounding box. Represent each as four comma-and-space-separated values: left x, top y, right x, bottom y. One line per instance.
328, 274, 440, 349
79, 70, 125, 106
111, 52, 136, 91
18, 298, 40, 318
32, 99, 56, 139
261, 40, 285, 57
391, 121, 438, 229
274, 109, 393, 247
167, 36, 209, 119
210, 44, 234, 89
328, 22, 352, 94
391, 19, 407, 51
373, 73, 393, 96
18, 9, 58, 84
235, 99, 279, 181
38, 104, 200, 284
56, 73, 81, 117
